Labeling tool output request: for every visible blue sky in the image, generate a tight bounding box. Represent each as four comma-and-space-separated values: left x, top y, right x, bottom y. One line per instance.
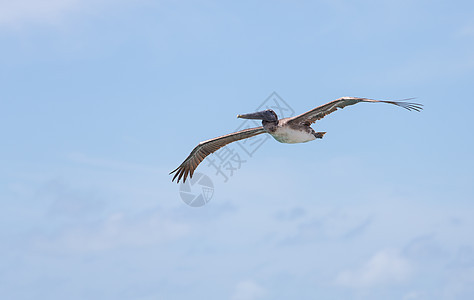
1, 0, 474, 299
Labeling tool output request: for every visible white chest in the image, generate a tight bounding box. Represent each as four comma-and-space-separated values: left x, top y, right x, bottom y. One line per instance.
270, 126, 316, 144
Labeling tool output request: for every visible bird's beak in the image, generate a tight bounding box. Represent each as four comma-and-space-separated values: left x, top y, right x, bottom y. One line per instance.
237, 111, 267, 120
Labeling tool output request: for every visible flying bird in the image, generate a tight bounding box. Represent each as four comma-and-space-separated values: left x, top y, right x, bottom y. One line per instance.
170, 97, 422, 183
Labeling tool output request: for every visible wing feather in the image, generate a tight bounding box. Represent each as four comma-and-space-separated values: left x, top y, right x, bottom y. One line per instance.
288, 97, 423, 125
170, 126, 266, 183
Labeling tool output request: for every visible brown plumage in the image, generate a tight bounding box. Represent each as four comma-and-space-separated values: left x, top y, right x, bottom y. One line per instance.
169, 127, 266, 183
170, 97, 422, 183
287, 97, 422, 126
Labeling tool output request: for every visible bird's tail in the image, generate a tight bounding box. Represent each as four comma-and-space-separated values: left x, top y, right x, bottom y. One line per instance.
314, 132, 326, 139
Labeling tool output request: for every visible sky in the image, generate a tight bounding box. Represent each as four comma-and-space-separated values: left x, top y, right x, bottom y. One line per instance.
1, 0, 474, 299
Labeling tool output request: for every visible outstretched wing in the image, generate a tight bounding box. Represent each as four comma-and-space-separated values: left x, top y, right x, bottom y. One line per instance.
287, 97, 423, 125
170, 126, 266, 183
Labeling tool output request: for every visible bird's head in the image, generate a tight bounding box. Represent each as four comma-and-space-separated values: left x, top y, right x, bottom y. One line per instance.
237, 109, 278, 122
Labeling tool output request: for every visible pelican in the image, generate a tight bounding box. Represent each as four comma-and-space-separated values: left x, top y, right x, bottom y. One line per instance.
170, 97, 422, 183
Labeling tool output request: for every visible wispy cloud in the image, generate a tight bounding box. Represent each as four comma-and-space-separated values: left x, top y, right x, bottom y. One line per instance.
38, 178, 106, 219
279, 209, 372, 245
0, 0, 80, 26
274, 206, 306, 222
67, 152, 161, 174
403, 290, 427, 300
34, 210, 190, 253
230, 280, 266, 300
403, 234, 448, 262
335, 249, 411, 288
456, 22, 474, 38
0, 0, 137, 28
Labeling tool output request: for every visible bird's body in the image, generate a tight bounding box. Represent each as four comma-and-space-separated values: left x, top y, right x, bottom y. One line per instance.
266, 118, 319, 143
170, 97, 422, 183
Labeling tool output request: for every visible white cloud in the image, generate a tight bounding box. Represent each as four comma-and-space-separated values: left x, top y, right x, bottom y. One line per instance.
231, 280, 266, 300
34, 210, 190, 253
403, 290, 427, 300
336, 249, 411, 288
0, 0, 139, 27
279, 209, 372, 245
456, 23, 474, 38
0, 0, 80, 25
68, 152, 162, 174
